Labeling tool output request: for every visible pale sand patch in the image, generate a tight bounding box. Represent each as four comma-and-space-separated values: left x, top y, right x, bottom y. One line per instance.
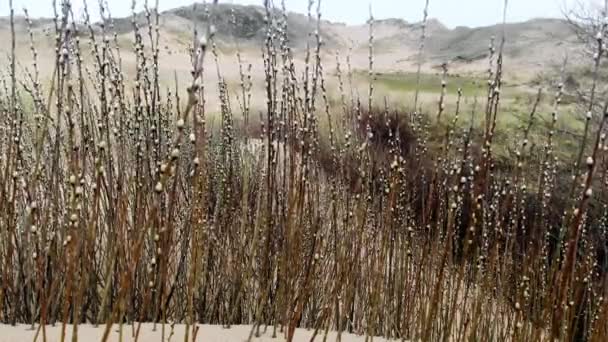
0, 324, 399, 342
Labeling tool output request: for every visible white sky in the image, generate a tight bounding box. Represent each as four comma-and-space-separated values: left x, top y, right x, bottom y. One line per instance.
0, 0, 597, 28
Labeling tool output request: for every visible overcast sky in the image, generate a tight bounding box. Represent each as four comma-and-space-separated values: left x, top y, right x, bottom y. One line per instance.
0, 0, 596, 28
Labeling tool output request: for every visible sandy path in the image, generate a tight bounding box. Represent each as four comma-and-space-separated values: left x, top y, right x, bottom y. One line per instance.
0, 323, 399, 342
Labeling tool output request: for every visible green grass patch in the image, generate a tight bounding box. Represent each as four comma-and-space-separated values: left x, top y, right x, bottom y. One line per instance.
365, 71, 485, 96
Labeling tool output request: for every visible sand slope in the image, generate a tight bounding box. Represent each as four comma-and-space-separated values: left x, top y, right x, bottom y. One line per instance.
0, 324, 400, 342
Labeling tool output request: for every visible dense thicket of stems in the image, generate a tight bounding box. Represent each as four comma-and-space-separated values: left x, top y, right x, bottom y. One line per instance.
0, 1, 606, 342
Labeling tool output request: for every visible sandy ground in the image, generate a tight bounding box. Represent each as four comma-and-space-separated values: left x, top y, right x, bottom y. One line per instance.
0, 323, 399, 342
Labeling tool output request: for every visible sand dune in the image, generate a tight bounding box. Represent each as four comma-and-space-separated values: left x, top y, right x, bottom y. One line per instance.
0, 324, 400, 342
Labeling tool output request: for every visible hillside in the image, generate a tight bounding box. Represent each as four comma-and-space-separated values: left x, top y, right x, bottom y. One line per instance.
0, 3, 582, 81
